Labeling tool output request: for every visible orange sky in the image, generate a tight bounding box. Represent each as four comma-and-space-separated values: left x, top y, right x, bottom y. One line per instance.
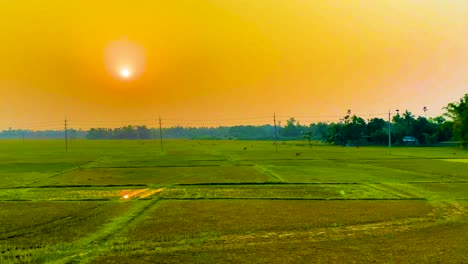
0, 0, 467, 129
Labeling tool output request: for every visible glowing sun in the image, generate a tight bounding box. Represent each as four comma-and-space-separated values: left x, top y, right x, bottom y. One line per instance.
120, 68, 131, 78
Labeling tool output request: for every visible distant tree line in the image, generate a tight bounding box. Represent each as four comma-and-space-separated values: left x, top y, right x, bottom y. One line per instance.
85, 125, 275, 140
0, 129, 86, 139
87, 126, 152, 140
84, 94, 467, 146
2, 94, 466, 147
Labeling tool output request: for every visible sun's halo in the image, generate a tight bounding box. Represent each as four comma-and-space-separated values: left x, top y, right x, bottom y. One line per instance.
104, 39, 146, 81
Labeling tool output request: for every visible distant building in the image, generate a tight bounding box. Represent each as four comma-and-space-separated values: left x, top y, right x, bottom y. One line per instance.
402, 136, 417, 145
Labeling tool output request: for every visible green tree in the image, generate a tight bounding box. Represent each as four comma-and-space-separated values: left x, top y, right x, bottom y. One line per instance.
309, 122, 329, 141
391, 110, 415, 143
445, 94, 468, 147
429, 116, 453, 142
343, 115, 366, 143
136, 126, 152, 139
366, 118, 387, 144
367, 118, 386, 135
326, 123, 345, 145
402, 110, 416, 134
280, 118, 302, 138
413, 117, 437, 145
327, 114, 366, 145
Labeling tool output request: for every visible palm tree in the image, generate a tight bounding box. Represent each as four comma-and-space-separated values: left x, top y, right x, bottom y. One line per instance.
402, 110, 415, 135
343, 109, 352, 124
423, 106, 428, 118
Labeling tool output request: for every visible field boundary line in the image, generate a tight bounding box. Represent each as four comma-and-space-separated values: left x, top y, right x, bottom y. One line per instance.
124, 159, 227, 162
90, 164, 221, 168
0, 184, 148, 189
406, 180, 468, 184
236, 157, 420, 162
0, 199, 111, 202
158, 197, 426, 201
175, 182, 363, 186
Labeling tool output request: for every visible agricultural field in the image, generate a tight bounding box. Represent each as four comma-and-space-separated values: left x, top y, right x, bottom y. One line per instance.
0, 139, 467, 263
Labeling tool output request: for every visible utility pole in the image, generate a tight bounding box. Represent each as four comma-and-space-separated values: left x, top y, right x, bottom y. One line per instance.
273, 113, 278, 152
158, 117, 163, 153
388, 110, 391, 155
64, 117, 68, 152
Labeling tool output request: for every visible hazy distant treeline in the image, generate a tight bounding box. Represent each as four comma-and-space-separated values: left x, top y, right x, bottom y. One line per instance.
86, 110, 454, 145
0, 118, 453, 146
86, 125, 275, 140
2, 94, 466, 146
0, 129, 86, 140
0, 118, 459, 145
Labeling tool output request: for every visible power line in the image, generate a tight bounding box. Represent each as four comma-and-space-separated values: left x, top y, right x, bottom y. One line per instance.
277, 113, 390, 119
64, 117, 68, 153
274, 113, 278, 153
388, 110, 391, 155
162, 120, 272, 126
158, 117, 163, 153
163, 116, 272, 122
2, 110, 422, 131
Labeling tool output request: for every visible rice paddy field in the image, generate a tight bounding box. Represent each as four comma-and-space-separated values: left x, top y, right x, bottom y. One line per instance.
0, 139, 467, 263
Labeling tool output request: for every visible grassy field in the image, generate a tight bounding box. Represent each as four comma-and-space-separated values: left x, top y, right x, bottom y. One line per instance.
0, 139, 467, 263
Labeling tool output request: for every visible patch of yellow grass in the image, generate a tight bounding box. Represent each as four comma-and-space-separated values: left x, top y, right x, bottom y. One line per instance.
440, 159, 468, 163
139, 188, 165, 198
120, 189, 149, 199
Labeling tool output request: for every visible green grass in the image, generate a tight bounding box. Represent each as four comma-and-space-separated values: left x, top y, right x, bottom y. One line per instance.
0, 187, 149, 201
0, 139, 467, 263
125, 200, 434, 239
0, 201, 132, 263
441, 158, 468, 163
0, 172, 50, 188
0, 162, 88, 173
356, 158, 468, 181
266, 161, 439, 183
94, 199, 436, 263
411, 182, 468, 199
39, 166, 271, 186
100, 221, 468, 264
158, 184, 399, 199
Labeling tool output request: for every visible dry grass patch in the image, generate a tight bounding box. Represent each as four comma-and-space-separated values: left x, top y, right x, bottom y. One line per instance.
41, 166, 271, 186
126, 200, 433, 241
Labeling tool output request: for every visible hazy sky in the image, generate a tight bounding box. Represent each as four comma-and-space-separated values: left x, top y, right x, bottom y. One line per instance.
0, 0, 467, 129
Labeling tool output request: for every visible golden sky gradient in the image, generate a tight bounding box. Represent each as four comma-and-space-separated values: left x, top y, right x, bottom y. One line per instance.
0, 0, 467, 129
